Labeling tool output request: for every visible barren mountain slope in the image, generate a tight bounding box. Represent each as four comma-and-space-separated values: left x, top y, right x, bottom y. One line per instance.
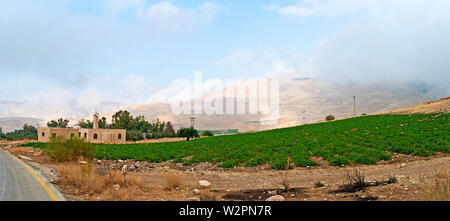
378, 97, 450, 114
101, 79, 445, 132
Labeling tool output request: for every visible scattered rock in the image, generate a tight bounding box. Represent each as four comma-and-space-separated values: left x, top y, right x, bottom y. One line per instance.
18, 155, 31, 161
400, 163, 406, 168
193, 189, 200, 195
113, 184, 120, 191
79, 161, 88, 164
198, 180, 211, 188
266, 195, 285, 201
268, 190, 277, 195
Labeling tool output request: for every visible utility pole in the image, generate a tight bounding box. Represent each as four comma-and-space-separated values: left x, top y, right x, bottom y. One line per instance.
189, 117, 196, 128
353, 96, 356, 116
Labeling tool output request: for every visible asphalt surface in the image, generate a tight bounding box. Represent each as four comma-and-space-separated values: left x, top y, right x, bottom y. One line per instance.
0, 149, 58, 201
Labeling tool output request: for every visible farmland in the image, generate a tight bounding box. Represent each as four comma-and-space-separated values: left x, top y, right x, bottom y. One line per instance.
25, 114, 449, 169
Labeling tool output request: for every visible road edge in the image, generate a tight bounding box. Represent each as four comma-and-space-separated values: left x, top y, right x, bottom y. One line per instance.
0, 148, 67, 201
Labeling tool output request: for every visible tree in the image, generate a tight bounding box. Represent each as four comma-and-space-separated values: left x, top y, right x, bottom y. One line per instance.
47, 118, 69, 128
163, 121, 176, 137
111, 110, 135, 131
98, 117, 109, 129
77, 119, 93, 128
146, 119, 166, 139
77, 117, 109, 129
177, 127, 199, 141
325, 115, 335, 121
4, 124, 37, 140
0, 127, 5, 140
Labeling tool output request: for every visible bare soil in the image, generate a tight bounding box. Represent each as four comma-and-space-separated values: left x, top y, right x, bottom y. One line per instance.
1, 140, 448, 201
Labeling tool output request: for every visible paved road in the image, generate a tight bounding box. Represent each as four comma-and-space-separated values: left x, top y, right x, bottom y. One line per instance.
0, 149, 61, 201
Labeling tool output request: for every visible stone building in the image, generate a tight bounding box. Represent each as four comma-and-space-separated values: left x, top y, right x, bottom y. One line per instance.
37, 113, 126, 144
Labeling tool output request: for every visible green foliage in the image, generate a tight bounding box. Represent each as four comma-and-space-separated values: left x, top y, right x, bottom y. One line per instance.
28, 114, 450, 169
47, 118, 69, 128
325, 115, 335, 121
4, 124, 37, 140
0, 127, 5, 140
315, 181, 325, 188
111, 110, 136, 131
77, 119, 93, 128
177, 127, 200, 141
201, 130, 214, 137
45, 137, 96, 162
127, 130, 144, 141
146, 119, 166, 139
77, 117, 109, 129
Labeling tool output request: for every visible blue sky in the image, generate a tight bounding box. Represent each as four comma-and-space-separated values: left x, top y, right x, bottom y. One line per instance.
1, 0, 449, 119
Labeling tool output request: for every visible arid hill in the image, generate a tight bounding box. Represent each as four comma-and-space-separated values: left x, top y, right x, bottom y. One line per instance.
378, 97, 450, 115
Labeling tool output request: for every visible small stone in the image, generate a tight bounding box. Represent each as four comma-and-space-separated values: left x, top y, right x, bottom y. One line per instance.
193, 189, 200, 195
198, 180, 211, 188
266, 195, 285, 201
404, 188, 408, 191
268, 190, 277, 195
291, 193, 295, 197
113, 184, 120, 191
79, 161, 88, 164
18, 155, 32, 161
400, 163, 406, 168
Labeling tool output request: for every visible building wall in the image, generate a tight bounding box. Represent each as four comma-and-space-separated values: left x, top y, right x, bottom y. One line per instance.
38, 128, 79, 143
37, 128, 126, 144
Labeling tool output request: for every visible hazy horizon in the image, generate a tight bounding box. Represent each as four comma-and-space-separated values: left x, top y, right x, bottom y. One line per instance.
1, 0, 449, 119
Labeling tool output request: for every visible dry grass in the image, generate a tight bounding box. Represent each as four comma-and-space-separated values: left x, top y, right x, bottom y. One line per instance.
335, 169, 368, 193
199, 191, 217, 201
163, 173, 184, 191
424, 169, 450, 201
57, 163, 145, 200
9, 147, 33, 155
100, 186, 142, 201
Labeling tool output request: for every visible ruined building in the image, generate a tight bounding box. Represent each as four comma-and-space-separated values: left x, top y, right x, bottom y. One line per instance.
38, 113, 126, 144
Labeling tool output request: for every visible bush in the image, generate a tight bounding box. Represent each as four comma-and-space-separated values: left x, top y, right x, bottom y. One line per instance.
45, 137, 96, 162
201, 130, 214, 137
325, 115, 335, 121
127, 130, 144, 141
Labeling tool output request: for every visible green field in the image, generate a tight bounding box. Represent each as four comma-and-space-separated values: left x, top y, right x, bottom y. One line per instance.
25, 114, 449, 169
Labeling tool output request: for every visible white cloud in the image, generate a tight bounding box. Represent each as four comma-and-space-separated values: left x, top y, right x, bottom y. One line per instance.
264, 0, 450, 85
136, 1, 224, 30
217, 49, 306, 79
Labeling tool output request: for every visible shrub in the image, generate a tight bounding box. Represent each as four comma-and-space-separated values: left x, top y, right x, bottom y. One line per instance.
315, 181, 325, 188
325, 115, 335, 121
127, 130, 144, 141
424, 169, 449, 201
45, 137, 96, 162
163, 173, 184, 191
201, 130, 214, 137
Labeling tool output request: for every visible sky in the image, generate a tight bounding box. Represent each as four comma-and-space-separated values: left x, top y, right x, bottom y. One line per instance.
0, 0, 449, 119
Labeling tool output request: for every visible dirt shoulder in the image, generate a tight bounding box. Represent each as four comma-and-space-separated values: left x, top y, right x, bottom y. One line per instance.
1, 140, 448, 201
